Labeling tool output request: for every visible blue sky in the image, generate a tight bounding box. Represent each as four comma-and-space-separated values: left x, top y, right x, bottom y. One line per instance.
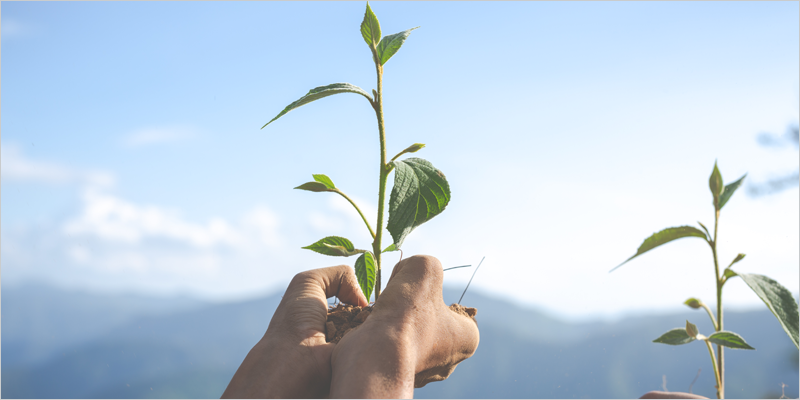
2, 1, 798, 321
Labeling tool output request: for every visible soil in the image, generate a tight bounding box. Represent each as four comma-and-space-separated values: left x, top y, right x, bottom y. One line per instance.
325, 302, 478, 344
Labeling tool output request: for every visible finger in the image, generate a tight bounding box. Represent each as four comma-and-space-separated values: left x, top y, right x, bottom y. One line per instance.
386, 255, 444, 292
312, 265, 369, 307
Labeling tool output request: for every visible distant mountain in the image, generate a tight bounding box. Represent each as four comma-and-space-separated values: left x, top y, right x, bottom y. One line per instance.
2, 283, 797, 398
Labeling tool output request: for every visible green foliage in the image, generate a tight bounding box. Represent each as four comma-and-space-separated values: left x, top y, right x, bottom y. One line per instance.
295, 174, 337, 192
387, 158, 451, 248
653, 328, 695, 345
684, 298, 702, 309
262, 83, 372, 128
360, 2, 381, 48
377, 27, 419, 65
707, 331, 755, 350
610, 226, 707, 272
263, 3, 443, 301
709, 161, 723, 207
728, 271, 799, 349
614, 161, 798, 398
355, 251, 376, 300
727, 253, 745, 268
685, 320, 699, 338
718, 174, 746, 210
382, 243, 398, 253
302, 236, 364, 257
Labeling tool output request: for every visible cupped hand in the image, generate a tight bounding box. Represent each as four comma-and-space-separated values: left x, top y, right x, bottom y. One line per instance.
222, 265, 367, 399
330, 255, 480, 398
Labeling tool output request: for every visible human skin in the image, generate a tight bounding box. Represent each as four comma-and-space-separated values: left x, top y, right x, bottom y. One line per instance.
222, 255, 480, 399
221, 265, 368, 398
329, 255, 481, 398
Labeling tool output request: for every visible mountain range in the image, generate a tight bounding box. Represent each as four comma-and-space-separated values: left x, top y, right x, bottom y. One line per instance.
2, 282, 797, 398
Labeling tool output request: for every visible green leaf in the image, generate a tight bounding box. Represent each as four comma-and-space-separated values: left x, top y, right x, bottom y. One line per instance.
707, 331, 755, 350
697, 221, 711, 239
294, 182, 332, 192
723, 269, 737, 279
262, 83, 372, 128
302, 236, 364, 257
360, 2, 381, 48
730, 271, 799, 348
382, 243, 398, 253
685, 320, 699, 338
709, 161, 723, 207
387, 157, 451, 249
312, 174, 336, 189
295, 175, 336, 192
611, 226, 708, 272
684, 298, 703, 309
653, 327, 696, 345
355, 251, 376, 301
377, 27, 419, 65
727, 253, 746, 268
718, 174, 746, 210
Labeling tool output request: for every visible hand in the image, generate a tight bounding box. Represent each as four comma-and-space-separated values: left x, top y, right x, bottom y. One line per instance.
329, 255, 480, 398
222, 265, 368, 398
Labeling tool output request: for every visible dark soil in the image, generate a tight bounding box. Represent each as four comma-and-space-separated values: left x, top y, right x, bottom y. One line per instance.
325, 302, 478, 344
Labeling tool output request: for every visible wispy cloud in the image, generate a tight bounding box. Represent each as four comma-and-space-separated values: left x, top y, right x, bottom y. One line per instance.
1, 143, 115, 188
122, 125, 196, 147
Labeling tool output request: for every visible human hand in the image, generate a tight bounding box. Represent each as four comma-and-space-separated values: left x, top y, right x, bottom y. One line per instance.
329, 255, 480, 398
222, 265, 368, 399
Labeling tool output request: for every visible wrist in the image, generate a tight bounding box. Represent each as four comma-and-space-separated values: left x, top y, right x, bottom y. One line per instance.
330, 320, 417, 398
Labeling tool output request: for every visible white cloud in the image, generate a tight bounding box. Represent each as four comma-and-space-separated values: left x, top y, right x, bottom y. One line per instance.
122, 125, 196, 147
1, 143, 115, 188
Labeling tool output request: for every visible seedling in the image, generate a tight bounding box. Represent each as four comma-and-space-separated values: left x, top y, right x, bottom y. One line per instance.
612, 161, 799, 399
262, 3, 450, 302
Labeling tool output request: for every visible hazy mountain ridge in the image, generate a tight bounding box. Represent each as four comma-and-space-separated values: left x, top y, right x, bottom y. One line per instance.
2, 283, 797, 398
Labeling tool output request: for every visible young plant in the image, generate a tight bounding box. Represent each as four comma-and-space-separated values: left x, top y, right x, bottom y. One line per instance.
611, 161, 799, 399
262, 3, 449, 302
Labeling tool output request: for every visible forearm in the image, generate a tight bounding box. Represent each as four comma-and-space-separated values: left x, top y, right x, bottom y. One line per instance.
222, 335, 330, 399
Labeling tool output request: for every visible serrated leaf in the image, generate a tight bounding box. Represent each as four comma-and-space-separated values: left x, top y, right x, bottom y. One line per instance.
709, 161, 723, 205
684, 298, 702, 309
262, 83, 372, 128
728, 253, 746, 268
685, 320, 699, 338
377, 27, 419, 65
295, 182, 333, 192
653, 328, 696, 345
382, 243, 397, 253
387, 157, 451, 249
302, 236, 363, 257
312, 174, 336, 189
355, 251, 376, 301
611, 226, 708, 272
707, 331, 755, 350
718, 174, 746, 210
360, 2, 381, 48
731, 271, 799, 348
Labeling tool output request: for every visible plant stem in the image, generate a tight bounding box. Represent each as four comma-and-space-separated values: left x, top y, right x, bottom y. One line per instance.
371, 50, 388, 301
701, 302, 718, 331
704, 339, 723, 397
334, 190, 375, 240
712, 209, 724, 399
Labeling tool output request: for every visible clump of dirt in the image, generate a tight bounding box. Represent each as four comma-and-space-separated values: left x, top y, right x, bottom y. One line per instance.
325, 303, 478, 343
